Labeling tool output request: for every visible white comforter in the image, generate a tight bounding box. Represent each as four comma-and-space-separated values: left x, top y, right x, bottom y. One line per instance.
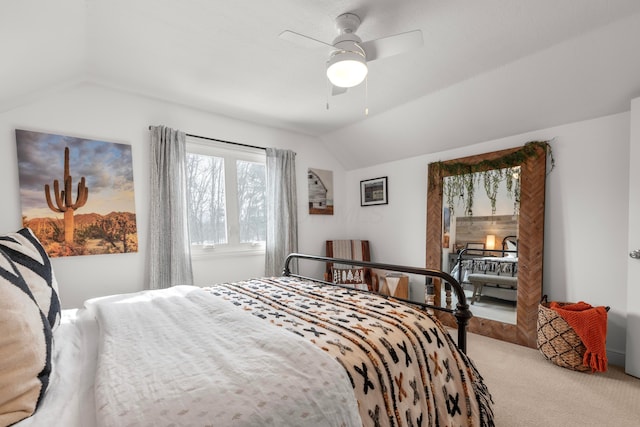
86, 286, 361, 427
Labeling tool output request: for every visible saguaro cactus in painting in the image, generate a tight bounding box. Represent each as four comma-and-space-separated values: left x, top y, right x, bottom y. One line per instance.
44, 147, 89, 244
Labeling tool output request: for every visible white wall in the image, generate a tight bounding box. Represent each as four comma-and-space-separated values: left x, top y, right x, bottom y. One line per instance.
0, 83, 347, 308
345, 112, 630, 366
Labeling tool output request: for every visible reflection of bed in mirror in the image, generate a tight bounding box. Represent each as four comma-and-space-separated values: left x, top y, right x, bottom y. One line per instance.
450, 236, 518, 304
448, 237, 518, 325
445, 212, 518, 298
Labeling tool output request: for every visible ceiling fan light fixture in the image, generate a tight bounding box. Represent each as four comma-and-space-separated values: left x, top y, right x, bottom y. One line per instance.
326, 50, 368, 88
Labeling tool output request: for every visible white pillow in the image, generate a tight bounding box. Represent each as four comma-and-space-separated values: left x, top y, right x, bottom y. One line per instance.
506, 240, 517, 257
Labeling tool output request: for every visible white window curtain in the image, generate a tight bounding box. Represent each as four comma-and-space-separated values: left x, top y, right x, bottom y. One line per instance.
265, 148, 298, 276
148, 125, 194, 289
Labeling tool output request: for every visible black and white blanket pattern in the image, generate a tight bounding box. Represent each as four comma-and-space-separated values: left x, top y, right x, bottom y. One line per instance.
205, 277, 494, 427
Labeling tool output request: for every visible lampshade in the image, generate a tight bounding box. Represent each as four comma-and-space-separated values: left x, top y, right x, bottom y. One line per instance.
485, 234, 496, 250
326, 50, 368, 88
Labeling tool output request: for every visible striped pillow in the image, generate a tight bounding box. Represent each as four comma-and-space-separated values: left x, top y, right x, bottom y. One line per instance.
0, 249, 53, 426
0, 228, 61, 329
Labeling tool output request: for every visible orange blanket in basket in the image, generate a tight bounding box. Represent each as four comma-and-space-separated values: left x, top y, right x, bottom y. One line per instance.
550, 301, 608, 372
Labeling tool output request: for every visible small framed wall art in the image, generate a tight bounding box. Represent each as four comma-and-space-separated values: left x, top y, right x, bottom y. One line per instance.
360, 176, 388, 206
308, 168, 334, 215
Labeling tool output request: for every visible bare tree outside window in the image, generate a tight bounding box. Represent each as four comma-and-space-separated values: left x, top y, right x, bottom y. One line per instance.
236, 160, 266, 242
186, 153, 227, 245
186, 149, 266, 250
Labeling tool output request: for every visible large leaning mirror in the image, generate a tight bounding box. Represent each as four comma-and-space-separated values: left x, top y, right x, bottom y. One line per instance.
426, 142, 548, 347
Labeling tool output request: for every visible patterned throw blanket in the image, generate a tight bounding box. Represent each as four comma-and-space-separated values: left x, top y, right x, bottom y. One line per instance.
205, 277, 494, 427
457, 258, 517, 277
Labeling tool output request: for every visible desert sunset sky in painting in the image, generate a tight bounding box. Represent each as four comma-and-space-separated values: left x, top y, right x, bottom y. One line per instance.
15, 129, 136, 221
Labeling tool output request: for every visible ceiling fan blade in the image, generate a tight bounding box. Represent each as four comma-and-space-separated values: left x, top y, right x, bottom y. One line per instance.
278, 30, 332, 49
361, 29, 423, 62
331, 85, 348, 96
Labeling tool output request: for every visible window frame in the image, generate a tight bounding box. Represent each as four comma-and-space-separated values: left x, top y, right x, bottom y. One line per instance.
186, 137, 266, 258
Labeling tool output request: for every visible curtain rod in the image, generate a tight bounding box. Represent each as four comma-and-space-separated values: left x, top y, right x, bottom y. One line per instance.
148, 126, 266, 151
186, 133, 266, 151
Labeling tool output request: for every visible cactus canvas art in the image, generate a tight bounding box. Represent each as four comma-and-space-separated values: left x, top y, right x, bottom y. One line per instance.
15, 129, 138, 257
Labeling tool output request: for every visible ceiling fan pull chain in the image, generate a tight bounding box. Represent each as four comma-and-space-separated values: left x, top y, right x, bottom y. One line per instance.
365, 77, 369, 116
326, 79, 331, 110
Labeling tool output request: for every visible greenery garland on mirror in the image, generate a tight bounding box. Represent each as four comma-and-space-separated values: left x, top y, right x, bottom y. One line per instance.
431, 140, 554, 216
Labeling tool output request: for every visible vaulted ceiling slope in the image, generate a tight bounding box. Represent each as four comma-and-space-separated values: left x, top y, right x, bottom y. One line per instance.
2, 0, 640, 169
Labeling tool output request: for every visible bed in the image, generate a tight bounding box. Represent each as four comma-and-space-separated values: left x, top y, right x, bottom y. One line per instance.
451, 255, 518, 304
2, 230, 494, 427
450, 238, 518, 305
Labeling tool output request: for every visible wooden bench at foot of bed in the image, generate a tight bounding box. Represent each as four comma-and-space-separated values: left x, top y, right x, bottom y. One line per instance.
467, 273, 517, 304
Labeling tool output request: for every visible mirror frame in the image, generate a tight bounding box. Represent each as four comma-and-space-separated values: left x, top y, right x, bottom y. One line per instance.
427, 144, 546, 348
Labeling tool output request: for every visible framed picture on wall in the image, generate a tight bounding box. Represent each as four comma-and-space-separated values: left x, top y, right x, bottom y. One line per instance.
308, 168, 334, 215
360, 176, 388, 206
15, 129, 138, 258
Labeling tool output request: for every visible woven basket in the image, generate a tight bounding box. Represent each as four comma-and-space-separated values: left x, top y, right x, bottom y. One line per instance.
536, 298, 589, 371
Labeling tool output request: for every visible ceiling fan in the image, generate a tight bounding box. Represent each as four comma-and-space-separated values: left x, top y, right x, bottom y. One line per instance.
279, 13, 423, 95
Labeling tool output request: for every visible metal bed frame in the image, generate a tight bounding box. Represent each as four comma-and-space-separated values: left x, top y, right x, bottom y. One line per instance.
282, 253, 473, 354
450, 236, 518, 305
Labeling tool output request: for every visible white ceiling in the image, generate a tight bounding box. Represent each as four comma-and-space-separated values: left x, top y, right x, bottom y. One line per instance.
2, 0, 640, 169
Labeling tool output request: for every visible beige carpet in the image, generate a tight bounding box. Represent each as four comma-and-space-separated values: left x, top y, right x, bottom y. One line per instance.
464, 332, 640, 426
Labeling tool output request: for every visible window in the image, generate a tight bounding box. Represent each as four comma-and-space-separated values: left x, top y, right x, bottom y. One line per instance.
186, 138, 266, 254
